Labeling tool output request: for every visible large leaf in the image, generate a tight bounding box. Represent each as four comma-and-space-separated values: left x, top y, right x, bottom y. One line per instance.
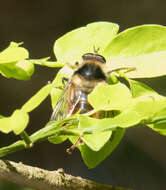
103, 25, 166, 78
0, 42, 34, 80
54, 22, 119, 64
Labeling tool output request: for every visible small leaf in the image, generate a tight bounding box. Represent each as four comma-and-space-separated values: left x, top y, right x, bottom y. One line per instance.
131, 95, 166, 120
0, 117, 12, 133
29, 58, 64, 68
127, 79, 166, 121
103, 25, 166, 78
48, 135, 68, 144
22, 83, 54, 113
82, 132, 112, 151
54, 22, 119, 64
76, 112, 140, 151
0, 110, 29, 134
0, 42, 34, 80
11, 110, 29, 135
128, 79, 158, 98
105, 110, 142, 128
69, 128, 125, 168
147, 107, 166, 135
0, 42, 28, 63
88, 83, 132, 111
50, 88, 63, 109
50, 66, 74, 108
148, 121, 166, 135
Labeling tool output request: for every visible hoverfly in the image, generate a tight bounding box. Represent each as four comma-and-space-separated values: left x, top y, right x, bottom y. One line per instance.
50, 52, 108, 121
50, 52, 135, 153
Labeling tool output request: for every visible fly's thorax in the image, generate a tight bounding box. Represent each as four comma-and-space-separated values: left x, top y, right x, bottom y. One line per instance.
72, 71, 107, 93
74, 60, 107, 81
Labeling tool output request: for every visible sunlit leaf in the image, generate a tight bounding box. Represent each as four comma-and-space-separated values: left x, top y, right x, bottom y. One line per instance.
0, 42, 34, 80
54, 22, 119, 64
48, 135, 68, 144
29, 58, 64, 68
69, 128, 125, 168
103, 25, 166, 78
0, 110, 29, 134
131, 95, 166, 120
0, 117, 12, 133
22, 83, 54, 113
88, 82, 132, 111
148, 121, 166, 135
50, 66, 74, 108
82, 132, 112, 151
11, 110, 29, 135
128, 79, 158, 98
0, 42, 28, 63
146, 107, 166, 135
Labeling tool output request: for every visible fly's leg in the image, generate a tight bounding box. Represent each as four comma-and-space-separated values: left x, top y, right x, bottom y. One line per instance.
66, 133, 84, 154
107, 67, 136, 76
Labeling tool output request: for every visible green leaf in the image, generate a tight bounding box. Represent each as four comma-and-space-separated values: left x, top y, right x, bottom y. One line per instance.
127, 79, 166, 121
0, 110, 29, 134
22, 83, 54, 113
0, 42, 34, 80
70, 128, 125, 168
54, 22, 119, 64
147, 107, 166, 135
103, 25, 166, 78
128, 79, 158, 98
79, 111, 141, 131
0, 42, 28, 63
29, 58, 64, 68
11, 110, 29, 135
148, 121, 166, 135
74, 112, 140, 152
50, 66, 74, 108
0, 117, 12, 133
88, 82, 132, 111
131, 95, 166, 120
82, 132, 112, 151
78, 115, 112, 151
48, 135, 68, 144
104, 110, 142, 128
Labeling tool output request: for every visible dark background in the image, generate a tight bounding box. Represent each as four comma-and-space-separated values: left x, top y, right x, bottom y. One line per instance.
0, 0, 166, 190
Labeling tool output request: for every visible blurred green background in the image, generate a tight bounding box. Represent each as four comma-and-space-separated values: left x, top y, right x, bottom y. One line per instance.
0, 0, 166, 189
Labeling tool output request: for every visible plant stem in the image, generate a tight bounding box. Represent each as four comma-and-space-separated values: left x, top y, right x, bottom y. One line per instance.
0, 119, 75, 158
20, 131, 33, 148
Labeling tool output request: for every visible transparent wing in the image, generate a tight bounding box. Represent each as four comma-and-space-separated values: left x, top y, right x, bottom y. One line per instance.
50, 81, 71, 121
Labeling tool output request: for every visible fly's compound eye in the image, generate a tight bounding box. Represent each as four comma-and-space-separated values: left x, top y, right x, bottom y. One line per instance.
82, 53, 106, 64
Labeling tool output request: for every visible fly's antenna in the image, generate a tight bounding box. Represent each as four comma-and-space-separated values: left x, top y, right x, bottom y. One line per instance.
93, 46, 100, 54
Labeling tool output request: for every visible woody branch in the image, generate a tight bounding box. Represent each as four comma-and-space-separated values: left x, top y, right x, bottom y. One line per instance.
0, 159, 132, 190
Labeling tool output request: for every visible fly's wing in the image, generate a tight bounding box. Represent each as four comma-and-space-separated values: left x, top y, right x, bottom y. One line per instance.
50, 81, 71, 121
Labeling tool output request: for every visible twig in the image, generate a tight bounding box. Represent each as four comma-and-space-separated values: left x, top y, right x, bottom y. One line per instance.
0, 159, 132, 190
